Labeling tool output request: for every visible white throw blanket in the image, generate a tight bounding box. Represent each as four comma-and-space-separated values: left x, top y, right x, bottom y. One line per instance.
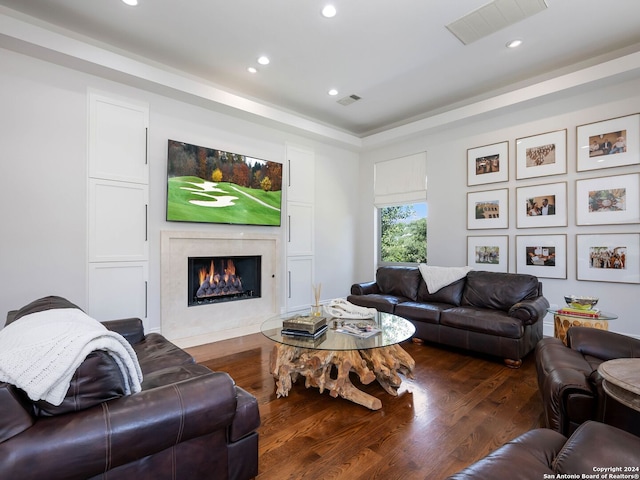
418, 264, 472, 293
323, 299, 376, 319
0, 308, 143, 405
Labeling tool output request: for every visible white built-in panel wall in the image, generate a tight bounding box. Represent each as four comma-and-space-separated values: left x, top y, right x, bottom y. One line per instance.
87, 92, 149, 322
286, 144, 315, 311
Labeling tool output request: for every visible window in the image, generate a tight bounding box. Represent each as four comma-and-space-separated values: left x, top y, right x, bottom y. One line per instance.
378, 202, 427, 264
374, 152, 427, 265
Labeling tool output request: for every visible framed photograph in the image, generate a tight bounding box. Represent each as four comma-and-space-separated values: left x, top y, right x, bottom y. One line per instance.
516, 234, 567, 279
467, 235, 508, 272
576, 113, 640, 171
467, 141, 509, 186
516, 182, 567, 228
575, 173, 640, 225
516, 129, 567, 179
467, 188, 509, 230
576, 233, 640, 284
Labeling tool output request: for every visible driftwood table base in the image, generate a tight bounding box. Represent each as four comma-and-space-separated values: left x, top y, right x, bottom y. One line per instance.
269, 343, 415, 410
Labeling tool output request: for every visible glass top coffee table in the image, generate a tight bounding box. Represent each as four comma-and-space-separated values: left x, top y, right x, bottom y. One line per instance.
261, 311, 416, 410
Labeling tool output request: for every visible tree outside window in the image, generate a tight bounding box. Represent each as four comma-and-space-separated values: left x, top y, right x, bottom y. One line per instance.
379, 203, 427, 264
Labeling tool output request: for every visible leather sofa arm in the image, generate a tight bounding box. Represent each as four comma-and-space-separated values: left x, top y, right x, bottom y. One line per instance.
102, 318, 145, 345
508, 296, 550, 325
350, 281, 380, 296
568, 326, 640, 360
0, 371, 238, 480
0, 382, 34, 443
541, 368, 595, 432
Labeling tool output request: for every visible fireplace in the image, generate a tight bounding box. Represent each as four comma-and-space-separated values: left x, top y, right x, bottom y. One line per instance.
188, 255, 261, 306
161, 230, 279, 348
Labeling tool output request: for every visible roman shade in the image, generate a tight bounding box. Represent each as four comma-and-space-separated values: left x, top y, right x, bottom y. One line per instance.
374, 152, 427, 205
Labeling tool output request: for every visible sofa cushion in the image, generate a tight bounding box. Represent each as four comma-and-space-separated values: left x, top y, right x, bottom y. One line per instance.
395, 301, 448, 324
134, 332, 195, 373
140, 362, 213, 390
461, 271, 539, 311
440, 307, 524, 339
416, 277, 465, 306
376, 266, 421, 301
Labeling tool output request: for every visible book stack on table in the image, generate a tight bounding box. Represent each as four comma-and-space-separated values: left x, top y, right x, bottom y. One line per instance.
281, 314, 328, 339
556, 307, 600, 318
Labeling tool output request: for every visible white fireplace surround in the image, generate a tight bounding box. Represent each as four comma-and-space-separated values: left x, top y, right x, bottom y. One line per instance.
160, 230, 280, 348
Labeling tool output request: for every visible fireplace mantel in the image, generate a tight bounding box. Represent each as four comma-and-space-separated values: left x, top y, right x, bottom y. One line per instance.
160, 230, 280, 347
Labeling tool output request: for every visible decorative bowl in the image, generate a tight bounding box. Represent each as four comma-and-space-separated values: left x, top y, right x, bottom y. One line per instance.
564, 295, 598, 310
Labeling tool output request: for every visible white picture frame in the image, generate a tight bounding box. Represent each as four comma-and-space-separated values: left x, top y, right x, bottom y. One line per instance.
516, 234, 567, 279
576, 113, 640, 172
516, 182, 567, 228
516, 129, 567, 179
575, 173, 640, 225
467, 188, 509, 230
467, 235, 509, 272
467, 141, 509, 186
576, 233, 640, 284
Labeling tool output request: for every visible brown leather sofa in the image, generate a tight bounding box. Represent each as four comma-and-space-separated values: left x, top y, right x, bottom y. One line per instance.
446, 420, 640, 479
536, 326, 640, 436
0, 296, 260, 480
348, 267, 549, 367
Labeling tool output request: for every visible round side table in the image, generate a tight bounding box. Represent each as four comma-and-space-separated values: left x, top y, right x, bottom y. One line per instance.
547, 308, 617, 346
598, 358, 640, 435
599, 358, 640, 412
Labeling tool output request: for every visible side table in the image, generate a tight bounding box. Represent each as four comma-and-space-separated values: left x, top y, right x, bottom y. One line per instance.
598, 358, 640, 436
547, 308, 617, 346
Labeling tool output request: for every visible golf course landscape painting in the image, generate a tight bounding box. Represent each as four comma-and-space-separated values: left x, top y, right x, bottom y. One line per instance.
166, 140, 282, 226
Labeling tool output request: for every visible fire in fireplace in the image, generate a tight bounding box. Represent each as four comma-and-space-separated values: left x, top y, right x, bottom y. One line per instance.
188, 256, 261, 306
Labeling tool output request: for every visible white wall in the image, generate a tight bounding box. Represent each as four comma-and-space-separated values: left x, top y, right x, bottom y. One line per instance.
0, 47, 360, 333
2, 42, 638, 341
357, 77, 640, 339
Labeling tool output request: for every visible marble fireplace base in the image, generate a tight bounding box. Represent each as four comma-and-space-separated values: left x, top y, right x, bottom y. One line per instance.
160, 230, 280, 348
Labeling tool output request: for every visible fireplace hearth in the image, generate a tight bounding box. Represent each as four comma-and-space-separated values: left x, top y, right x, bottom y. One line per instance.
188, 255, 261, 307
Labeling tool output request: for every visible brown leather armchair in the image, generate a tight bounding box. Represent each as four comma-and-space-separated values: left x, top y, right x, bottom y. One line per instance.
447, 420, 640, 480
0, 296, 260, 480
535, 326, 640, 436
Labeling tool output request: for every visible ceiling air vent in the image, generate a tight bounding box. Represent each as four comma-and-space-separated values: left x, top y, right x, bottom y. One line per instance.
337, 94, 361, 106
446, 0, 548, 45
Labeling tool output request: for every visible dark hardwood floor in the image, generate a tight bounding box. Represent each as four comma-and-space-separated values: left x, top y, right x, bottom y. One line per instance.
187, 334, 544, 480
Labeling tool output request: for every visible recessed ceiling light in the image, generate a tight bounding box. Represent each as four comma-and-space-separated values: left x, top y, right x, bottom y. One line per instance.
247, 67, 257, 74
328, 89, 339, 96
506, 39, 523, 48
122, 0, 138, 6
257, 56, 270, 65
322, 5, 337, 18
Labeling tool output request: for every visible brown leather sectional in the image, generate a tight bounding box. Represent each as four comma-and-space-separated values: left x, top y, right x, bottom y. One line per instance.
0, 296, 260, 480
348, 267, 549, 366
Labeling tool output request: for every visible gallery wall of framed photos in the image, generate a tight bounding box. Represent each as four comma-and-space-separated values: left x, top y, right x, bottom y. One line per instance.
466, 112, 640, 284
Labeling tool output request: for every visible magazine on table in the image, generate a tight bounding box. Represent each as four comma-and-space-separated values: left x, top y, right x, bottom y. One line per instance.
335, 324, 381, 338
